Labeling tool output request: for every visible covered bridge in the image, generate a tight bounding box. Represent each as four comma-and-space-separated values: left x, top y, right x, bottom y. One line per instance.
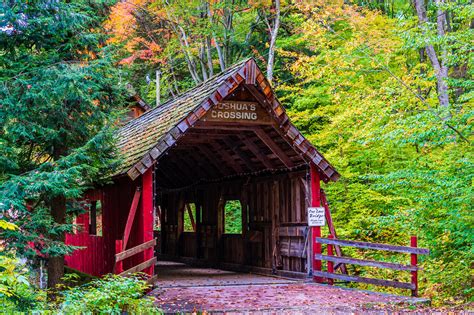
65, 58, 340, 282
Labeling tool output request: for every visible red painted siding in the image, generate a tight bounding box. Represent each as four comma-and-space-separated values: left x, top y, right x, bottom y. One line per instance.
65, 173, 155, 277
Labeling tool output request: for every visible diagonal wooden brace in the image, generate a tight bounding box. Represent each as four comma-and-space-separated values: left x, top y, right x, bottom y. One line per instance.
123, 187, 142, 249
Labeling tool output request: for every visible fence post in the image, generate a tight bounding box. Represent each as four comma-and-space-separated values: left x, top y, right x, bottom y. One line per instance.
411, 236, 418, 297
115, 240, 124, 274
310, 164, 322, 283
327, 234, 334, 285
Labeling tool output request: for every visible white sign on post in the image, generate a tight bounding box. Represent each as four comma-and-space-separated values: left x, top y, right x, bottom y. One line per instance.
307, 207, 326, 227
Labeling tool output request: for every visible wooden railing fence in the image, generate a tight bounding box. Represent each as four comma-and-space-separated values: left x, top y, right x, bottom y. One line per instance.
314, 235, 429, 297
115, 238, 157, 283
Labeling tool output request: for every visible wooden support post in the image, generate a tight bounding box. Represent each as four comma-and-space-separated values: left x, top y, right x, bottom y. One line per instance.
216, 197, 225, 262
327, 234, 334, 285
321, 189, 347, 274
411, 235, 418, 297
115, 240, 124, 274
254, 127, 294, 168
310, 164, 322, 282
186, 204, 196, 231
196, 202, 202, 259
141, 168, 155, 277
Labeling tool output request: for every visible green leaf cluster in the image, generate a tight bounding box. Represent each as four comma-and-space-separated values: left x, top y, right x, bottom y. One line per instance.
59, 274, 160, 314
275, 1, 473, 304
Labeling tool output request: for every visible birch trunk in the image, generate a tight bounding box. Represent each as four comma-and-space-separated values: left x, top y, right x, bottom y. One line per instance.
267, 0, 280, 85
199, 43, 209, 81
164, 1, 202, 83
207, 4, 226, 71
206, 36, 214, 77
177, 25, 202, 83
414, 0, 450, 109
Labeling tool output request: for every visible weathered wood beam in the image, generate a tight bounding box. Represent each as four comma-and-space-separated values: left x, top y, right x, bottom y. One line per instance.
188, 127, 253, 134
183, 132, 235, 138
176, 138, 216, 145
221, 137, 257, 172
239, 136, 274, 169
187, 150, 216, 179
210, 141, 243, 173
123, 188, 141, 249
195, 146, 227, 177
116, 239, 157, 262
254, 127, 294, 168
316, 238, 430, 255
315, 254, 418, 272
173, 153, 208, 181
194, 122, 269, 131
186, 204, 196, 231
119, 257, 157, 276
314, 271, 415, 290
244, 84, 272, 111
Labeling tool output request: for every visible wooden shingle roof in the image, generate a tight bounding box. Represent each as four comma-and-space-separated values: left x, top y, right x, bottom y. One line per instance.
115, 58, 340, 182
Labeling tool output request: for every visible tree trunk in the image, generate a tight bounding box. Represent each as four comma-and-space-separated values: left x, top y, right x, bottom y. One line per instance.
199, 43, 209, 81
267, 0, 280, 85
207, 4, 226, 71
177, 25, 202, 83
47, 195, 66, 297
168, 55, 180, 97
414, 0, 450, 109
223, 4, 234, 67
206, 36, 214, 77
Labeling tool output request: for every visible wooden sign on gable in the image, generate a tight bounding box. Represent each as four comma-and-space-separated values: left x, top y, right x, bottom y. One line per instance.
203, 101, 272, 124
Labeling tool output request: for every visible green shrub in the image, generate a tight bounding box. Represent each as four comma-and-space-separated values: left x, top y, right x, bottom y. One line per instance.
60, 274, 160, 314
0, 254, 44, 313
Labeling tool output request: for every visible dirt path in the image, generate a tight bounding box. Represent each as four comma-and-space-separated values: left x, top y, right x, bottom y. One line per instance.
150, 261, 428, 314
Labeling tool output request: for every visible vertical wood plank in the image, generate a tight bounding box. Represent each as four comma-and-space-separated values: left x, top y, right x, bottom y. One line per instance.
411, 236, 418, 297
263, 182, 269, 221
115, 240, 123, 274
327, 234, 334, 285
196, 202, 202, 259
311, 164, 322, 282
295, 179, 301, 223
141, 168, 155, 277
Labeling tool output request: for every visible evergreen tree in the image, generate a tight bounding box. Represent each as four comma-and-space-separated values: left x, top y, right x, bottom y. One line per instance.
0, 0, 126, 292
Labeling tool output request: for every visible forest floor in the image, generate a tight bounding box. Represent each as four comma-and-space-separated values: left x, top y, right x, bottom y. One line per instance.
150, 261, 434, 314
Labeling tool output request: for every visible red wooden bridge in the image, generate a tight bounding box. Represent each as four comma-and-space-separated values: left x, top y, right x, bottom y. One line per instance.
63, 58, 429, 305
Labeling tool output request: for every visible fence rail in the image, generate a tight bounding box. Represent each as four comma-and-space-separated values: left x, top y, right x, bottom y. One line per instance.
115, 239, 156, 262
114, 238, 157, 277
316, 238, 429, 255
315, 235, 429, 296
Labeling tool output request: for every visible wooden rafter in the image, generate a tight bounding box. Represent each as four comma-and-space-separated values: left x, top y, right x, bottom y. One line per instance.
254, 127, 294, 168
239, 135, 274, 169
197, 146, 229, 177
174, 153, 208, 180
210, 141, 243, 173
120, 58, 340, 183
221, 137, 257, 172
193, 123, 257, 131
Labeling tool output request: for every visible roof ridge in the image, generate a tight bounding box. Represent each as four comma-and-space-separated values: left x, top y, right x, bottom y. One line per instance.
119, 58, 252, 129
114, 57, 340, 183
